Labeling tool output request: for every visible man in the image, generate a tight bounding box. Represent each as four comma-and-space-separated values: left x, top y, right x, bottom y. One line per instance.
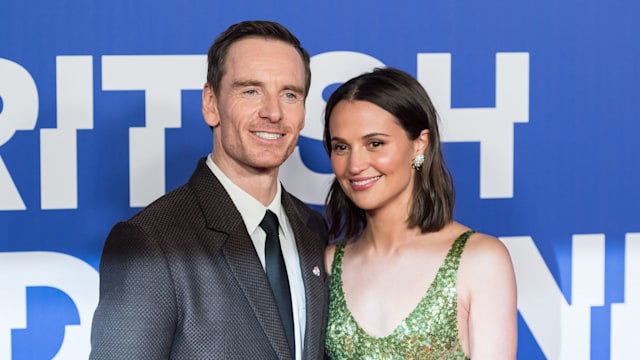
90, 20, 328, 360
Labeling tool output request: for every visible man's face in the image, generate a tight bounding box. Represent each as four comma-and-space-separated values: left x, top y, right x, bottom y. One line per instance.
203, 37, 306, 178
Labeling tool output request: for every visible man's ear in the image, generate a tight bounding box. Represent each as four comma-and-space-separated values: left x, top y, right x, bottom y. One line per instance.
202, 83, 220, 128
414, 129, 430, 155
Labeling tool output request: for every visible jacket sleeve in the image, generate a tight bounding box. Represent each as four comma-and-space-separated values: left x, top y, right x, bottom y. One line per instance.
89, 221, 177, 360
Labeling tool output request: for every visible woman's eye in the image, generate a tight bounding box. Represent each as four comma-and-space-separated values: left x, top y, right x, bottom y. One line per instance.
333, 144, 348, 153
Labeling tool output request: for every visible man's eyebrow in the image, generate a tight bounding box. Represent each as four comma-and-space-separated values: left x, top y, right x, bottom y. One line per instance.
232, 79, 262, 88
283, 84, 305, 95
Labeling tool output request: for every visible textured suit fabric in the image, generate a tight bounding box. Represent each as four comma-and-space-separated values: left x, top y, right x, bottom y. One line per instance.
89, 158, 329, 360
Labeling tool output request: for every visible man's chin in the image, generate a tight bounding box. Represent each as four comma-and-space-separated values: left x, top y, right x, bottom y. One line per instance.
249, 158, 288, 172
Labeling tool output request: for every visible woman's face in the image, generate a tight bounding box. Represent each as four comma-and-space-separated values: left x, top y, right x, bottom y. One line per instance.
328, 99, 426, 214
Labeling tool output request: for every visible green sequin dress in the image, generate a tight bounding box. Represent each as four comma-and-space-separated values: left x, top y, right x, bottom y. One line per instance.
325, 230, 475, 360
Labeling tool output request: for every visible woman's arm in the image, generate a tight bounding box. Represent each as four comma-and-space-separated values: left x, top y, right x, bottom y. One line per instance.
464, 233, 518, 359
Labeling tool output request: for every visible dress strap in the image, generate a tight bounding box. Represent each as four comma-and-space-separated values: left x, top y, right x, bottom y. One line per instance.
447, 229, 475, 270
330, 239, 347, 279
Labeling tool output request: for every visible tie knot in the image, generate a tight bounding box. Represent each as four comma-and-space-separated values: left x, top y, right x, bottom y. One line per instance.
259, 210, 280, 236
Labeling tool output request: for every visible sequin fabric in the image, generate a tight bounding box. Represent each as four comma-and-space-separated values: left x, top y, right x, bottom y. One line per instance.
325, 230, 475, 360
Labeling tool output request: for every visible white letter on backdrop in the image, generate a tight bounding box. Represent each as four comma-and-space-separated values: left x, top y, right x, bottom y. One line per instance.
417, 52, 529, 199
0, 251, 98, 360
610, 233, 640, 359
0, 58, 39, 211
40, 56, 94, 210
102, 55, 205, 207
500, 234, 604, 359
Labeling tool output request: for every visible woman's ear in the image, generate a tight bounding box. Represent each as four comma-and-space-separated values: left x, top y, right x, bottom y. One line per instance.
414, 129, 430, 155
202, 83, 220, 128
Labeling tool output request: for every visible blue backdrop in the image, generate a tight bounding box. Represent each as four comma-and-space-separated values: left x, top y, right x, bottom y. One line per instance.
1, 1, 639, 359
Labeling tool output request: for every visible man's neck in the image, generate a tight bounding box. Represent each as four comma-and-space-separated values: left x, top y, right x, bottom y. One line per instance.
210, 154, 280, 206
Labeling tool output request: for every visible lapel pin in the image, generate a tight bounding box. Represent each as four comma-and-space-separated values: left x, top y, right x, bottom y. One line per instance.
312, 265, 321, 277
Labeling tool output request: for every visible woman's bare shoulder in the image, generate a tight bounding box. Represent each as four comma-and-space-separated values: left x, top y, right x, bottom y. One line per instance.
464, 231, 511, 262
459, 228, 515, 288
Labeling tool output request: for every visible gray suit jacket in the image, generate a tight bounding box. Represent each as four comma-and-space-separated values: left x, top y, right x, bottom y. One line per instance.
90, 158, 328, 360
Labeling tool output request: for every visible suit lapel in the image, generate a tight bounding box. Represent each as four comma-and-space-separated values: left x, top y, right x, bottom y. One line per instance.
222, 229, 293, 359
282, 193, 327, 360
189, 158, 292, 360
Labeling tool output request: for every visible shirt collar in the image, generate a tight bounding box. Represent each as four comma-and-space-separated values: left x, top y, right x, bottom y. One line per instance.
206, 154, 283, 234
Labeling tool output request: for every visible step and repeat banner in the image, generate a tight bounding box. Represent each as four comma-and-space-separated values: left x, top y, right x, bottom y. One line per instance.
1, 1, 638, 359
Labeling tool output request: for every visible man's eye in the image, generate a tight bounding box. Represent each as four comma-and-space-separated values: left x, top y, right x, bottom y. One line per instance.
283, 92, 299, 102
243, 89, 258, 95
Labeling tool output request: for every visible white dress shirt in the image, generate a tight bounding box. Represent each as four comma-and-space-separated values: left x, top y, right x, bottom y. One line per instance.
206, 155, 306, 360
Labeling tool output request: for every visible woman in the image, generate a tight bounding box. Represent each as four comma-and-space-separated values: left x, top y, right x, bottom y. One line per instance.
323, 67, 517, 359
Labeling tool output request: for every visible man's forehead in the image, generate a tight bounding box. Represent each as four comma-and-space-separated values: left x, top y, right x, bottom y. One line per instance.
222, 39, 305, 84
